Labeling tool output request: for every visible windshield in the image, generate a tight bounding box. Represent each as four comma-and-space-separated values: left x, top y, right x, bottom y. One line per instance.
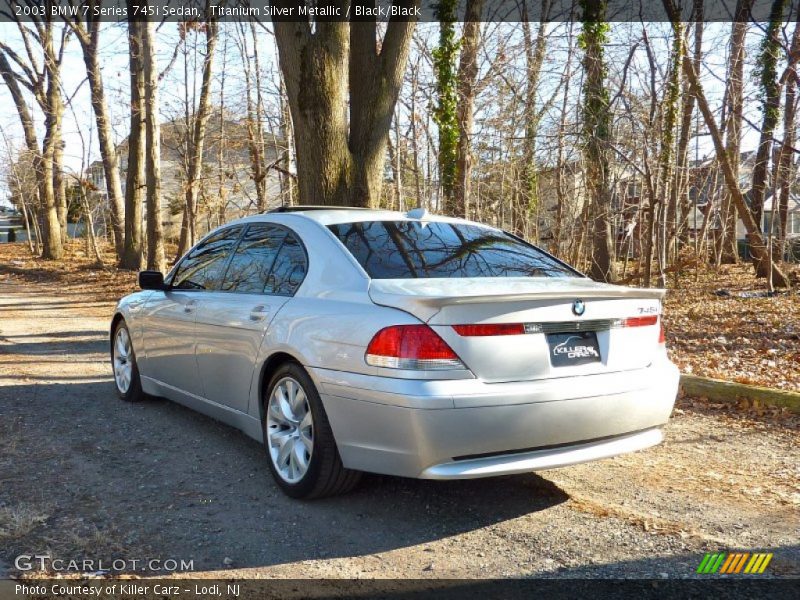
327, 221, 578, 279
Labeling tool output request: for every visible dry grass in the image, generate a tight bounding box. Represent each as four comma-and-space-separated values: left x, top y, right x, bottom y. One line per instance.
0, 506, 48, 540
0, 241, 139, 303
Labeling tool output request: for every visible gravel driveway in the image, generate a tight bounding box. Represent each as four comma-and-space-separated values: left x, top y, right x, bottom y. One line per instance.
0, 281, 797, 579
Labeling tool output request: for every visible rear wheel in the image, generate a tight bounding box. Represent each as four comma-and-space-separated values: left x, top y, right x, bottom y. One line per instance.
263, 362, 361, 499
112, 321, 145, 402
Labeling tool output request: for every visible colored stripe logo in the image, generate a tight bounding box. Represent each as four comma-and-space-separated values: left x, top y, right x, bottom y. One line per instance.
697, 552, 773, 574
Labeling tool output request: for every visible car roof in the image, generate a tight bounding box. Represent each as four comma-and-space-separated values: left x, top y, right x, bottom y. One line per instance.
237, 206, 489, 228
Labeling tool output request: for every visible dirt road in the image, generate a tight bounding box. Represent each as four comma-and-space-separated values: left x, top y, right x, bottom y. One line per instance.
0, 280, 797, 579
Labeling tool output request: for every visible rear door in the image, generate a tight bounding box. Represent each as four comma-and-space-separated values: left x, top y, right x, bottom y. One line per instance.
194, 224, 308, 413
141, 225, 243, 396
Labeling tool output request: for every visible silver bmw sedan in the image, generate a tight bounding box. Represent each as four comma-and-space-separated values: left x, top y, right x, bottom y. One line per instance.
111, 207, 679, 498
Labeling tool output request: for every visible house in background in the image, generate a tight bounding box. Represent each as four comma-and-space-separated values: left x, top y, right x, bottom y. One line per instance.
89, 110, 290, 242
532, 147, 800, 262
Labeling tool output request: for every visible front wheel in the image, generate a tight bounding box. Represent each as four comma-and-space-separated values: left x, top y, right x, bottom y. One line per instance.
112, 320, 146, 402
263, 362, 361, 499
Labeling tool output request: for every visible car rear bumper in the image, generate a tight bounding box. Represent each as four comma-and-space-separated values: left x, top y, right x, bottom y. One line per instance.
310, 360, 679, 479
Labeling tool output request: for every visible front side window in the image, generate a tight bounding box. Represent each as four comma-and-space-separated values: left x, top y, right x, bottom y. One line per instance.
171, 226, 243, 290
328, 221, 577, 279
221, 224, 287, 294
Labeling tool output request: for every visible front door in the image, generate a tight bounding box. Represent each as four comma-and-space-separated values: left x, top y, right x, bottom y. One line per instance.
140, 225, 244, 396
194, 223, 308, 413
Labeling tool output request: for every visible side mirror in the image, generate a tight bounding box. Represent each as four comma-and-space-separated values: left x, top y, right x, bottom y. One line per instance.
139, 270, 166, 291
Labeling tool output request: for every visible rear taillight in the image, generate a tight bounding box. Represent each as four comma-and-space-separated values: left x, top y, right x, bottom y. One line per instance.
365, 325, 465, 370
452, 323, 525, 336
658, 321, 666, 345
622, 315, 659, 328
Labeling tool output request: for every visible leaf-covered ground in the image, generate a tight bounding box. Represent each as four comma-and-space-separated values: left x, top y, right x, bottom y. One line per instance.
662, 263, 800, 391
1, 241, 798, 391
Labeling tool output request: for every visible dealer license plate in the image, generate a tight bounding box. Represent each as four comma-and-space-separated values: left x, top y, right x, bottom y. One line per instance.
546, 331, 601, 367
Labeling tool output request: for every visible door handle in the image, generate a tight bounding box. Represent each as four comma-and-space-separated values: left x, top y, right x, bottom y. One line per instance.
184, 299, 198, 314
249, 305, 270, 322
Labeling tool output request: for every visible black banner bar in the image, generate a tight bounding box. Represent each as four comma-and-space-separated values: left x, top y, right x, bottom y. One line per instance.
1, 0, 800, 23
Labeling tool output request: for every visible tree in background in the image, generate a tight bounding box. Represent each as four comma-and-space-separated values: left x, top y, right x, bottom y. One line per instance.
273, 0, 418, 207
717, 0, 751, 264
776, 16, 800, 254
0, 18, 69, 260
518, 0, 552, 240
121, 16, 146, 270
750, 0, 789, 276
175, 11, 219, 258
453, 0, 485, 220
63, 2, 126, 260
433, 0, 459, 212
142, 16, 166, 272
579, 0, 616, 282
664, 0, 790, 288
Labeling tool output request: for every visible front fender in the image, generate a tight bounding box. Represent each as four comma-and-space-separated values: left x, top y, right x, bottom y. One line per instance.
110, 291, 152, 374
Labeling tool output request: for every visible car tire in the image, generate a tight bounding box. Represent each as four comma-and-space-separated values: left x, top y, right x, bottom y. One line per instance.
112, 320, 146, 403
262, 362, 361, 499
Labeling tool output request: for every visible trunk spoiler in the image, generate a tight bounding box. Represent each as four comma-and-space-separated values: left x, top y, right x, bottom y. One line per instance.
368, 278, 666, 321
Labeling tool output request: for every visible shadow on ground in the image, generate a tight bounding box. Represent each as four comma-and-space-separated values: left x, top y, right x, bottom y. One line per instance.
0, 380, 568, 574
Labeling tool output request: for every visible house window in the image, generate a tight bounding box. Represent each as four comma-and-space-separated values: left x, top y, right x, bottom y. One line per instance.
764, 211, 800, 235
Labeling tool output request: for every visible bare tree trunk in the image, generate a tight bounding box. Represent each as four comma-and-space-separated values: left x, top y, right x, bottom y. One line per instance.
121, 18, 145, 270
142, 17, 165, 272
776, 14, 800, 255
554, 21, 577, 256
656, 22, 684, 287
718, 3, 750, 263
393, 109, 403, 210
580, 2, 616, 282
520, 0, 551, 241
750, 0, 788, 277
274, 4, 418, 207
239, 21, 268, 212
275, 20, 351, 206
41, 67, 65, 258
452, 0, 484, 219
79, 184, 103, 266
68, 15, 126, 258
52, 93, 68, 245
279, 74, 295, 207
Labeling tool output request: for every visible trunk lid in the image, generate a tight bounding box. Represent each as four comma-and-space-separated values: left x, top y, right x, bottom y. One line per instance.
369, 277, 665, 383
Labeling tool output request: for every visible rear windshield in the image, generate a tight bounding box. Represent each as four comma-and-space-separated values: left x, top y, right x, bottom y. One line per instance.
327, 221, 577, 279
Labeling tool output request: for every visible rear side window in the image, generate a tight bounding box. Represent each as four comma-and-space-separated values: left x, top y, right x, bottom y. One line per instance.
267, 234, 307, 296
172, 226, 243, 290
221, 224, 287, 294
327, 221, 576, 279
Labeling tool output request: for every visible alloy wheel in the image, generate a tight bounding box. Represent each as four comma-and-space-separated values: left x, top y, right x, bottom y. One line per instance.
266, 377, 314, 483
113, 327, 133, 394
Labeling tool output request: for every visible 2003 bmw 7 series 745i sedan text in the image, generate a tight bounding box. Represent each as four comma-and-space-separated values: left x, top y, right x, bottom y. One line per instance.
110, 207, 679, 498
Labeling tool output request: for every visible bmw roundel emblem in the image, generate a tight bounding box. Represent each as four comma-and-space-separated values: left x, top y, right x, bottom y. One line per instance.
572, 299, 586, 317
